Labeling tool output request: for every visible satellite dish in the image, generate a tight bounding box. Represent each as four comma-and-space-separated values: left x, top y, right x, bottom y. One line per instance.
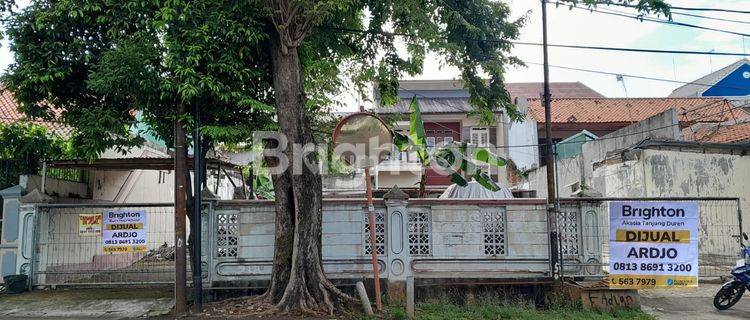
332, 112, 392, 169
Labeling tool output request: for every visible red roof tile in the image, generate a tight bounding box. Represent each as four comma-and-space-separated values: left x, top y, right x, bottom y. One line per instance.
0, 89, 70, 135
687, 122, 750, 144
528, 97, 750, 124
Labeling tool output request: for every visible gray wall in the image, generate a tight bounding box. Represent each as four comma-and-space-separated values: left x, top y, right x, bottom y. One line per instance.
205, 198, 570, 285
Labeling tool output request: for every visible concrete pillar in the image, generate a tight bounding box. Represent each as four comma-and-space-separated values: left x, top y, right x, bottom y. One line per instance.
0, 185, 23, 279
383, 185, 409, 300
17, 189, 52, 284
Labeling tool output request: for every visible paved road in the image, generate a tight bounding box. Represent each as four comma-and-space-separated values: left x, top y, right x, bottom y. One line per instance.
0, 288, 174, 319
641, 283, 750, 320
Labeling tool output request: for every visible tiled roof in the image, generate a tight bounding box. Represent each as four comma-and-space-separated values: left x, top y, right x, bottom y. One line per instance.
527, 97, 750, 124
0, 89, 70, 135
669, 59, 750, 97
685, 121, 750, 144
377, 81, 603, 114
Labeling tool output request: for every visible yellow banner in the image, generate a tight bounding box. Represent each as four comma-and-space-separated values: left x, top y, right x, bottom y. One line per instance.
105, 223, 144, 231
103, 245, 148, 253
78, 213, 102, 237
609, 274, 698, 289
614, 230, 691, 244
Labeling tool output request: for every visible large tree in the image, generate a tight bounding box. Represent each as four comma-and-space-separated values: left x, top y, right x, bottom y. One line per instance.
2, 0, 670, 314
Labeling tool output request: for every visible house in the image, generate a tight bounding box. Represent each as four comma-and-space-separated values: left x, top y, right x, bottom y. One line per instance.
556, 130, 598, 160
669, 58, 750, 99
0, 89, 71, 135
516, 97, 747, 167
516, 103, 750, 204
372, 80, 605, 191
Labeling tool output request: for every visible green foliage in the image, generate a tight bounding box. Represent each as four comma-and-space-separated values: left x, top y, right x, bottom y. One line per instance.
563, 0, 671, 17
413, 302, 655, 320
0, 122, 71, 189
0, 0, 671, 158
253, 173, 275, 200
1, 0, 277, 158
407, 97, 428, 165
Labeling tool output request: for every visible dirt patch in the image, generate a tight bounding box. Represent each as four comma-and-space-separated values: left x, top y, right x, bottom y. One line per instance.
177, 296, 358, 320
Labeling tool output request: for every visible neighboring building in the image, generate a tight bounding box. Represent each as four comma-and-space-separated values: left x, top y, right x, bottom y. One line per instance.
0, 89, 70, 135
373, 80, 605, 190
556, 130, 597, 160
683, 122, 750, 144
516, 104, 750, 200
670, 59, 750, 98
519, 97, 747, 167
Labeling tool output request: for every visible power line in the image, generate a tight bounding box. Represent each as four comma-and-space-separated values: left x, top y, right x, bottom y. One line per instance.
323, 26, 750, 57
670, 10, 750, 26
513, 41, 749, 57
523, 61, 750, 92
583, 1, 750, 15
550, 2, 750, 39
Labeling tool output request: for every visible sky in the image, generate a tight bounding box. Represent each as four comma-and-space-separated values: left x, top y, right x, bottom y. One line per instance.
0, 0, 748, 111
408, 0, 750, 97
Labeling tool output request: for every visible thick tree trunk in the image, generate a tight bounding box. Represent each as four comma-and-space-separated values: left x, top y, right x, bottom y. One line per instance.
261, 35, 354, 313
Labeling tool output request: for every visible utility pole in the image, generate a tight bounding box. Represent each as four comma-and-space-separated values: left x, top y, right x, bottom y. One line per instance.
541, 0, 560, 281
192, 103, 203, 312
174, 103, 188, 314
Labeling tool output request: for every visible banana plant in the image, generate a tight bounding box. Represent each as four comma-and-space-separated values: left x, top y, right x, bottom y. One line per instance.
392, 96, 507, 197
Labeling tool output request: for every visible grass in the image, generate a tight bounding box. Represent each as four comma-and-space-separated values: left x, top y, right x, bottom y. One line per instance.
367, 301, 655, 320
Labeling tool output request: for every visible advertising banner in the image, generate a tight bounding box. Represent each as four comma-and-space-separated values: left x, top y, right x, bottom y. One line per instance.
103, 210, 148, 253
78, 213, 102, 237
609, 201, 699, 289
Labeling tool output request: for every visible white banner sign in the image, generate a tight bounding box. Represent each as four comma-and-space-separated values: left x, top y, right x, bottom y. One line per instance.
609, 201, 698, 288
103, 210, 148, 253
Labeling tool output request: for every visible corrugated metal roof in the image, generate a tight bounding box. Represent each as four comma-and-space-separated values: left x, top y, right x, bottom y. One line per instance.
376, 98, 474, 114
376, 81, 604, 114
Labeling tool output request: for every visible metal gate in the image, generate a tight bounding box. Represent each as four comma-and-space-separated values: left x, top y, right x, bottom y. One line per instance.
31, 203, 176, 287
556, 197, 743, 279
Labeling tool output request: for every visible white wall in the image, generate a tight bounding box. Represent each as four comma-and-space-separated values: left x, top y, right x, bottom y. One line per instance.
507, 97, 539, 171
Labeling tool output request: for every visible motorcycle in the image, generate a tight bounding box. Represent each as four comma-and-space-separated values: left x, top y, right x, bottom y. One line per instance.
714, 233, 750, 310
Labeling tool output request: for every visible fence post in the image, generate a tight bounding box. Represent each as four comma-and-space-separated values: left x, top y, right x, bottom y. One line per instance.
18, 189, 52, 290
383, 186, 410, 301
201, 190, 220, 288
738, 198, 744, 247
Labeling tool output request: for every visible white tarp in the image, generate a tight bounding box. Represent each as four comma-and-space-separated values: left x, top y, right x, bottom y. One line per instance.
439, 181, 514, 199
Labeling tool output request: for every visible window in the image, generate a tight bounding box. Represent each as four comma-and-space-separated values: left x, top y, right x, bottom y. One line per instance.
408, 210, 431, 256
363, 210, 386, 255
216, 213, 239, 258
443, 136, 454, 146
482, 209, 506, 256
426, 137, 436, 151
471, 128, 489, 147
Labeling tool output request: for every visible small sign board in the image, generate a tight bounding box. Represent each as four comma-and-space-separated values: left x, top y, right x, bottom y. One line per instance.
78, 213, 102, 237
103, 210, 148, 253
609, 201, 699, 289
